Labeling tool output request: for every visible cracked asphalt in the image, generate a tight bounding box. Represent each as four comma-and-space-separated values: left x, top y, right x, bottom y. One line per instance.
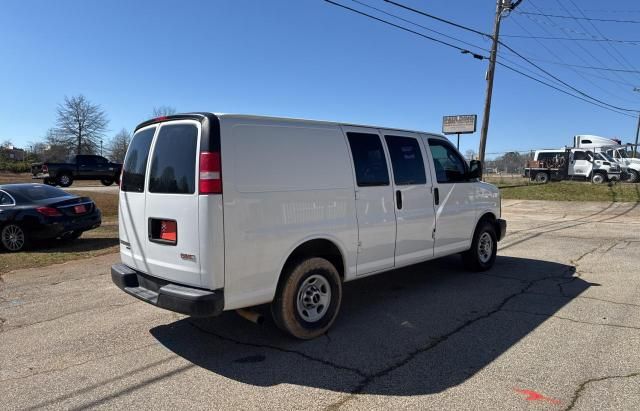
1, 199, 639, 410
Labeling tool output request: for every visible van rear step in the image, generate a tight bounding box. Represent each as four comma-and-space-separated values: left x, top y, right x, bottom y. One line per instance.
111, 264, 224, 317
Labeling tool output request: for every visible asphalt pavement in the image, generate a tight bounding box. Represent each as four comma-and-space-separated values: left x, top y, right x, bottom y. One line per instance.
1, 200, 639, 410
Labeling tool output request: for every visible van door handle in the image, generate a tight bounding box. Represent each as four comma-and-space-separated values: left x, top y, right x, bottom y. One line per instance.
434, 187, 439, 205
396, 190, 403, 210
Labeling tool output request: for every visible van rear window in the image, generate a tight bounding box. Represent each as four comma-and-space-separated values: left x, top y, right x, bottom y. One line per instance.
148, 124, 198, 194
121, 127, 155, 192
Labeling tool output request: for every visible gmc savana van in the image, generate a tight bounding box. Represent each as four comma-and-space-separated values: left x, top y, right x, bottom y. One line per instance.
111, 113, 506, 339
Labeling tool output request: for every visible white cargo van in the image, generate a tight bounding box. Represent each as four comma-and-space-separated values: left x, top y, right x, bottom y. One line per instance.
112, 113, 506, 339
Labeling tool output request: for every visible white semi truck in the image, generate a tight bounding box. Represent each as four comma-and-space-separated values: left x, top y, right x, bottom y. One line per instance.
573, 135, 639, 183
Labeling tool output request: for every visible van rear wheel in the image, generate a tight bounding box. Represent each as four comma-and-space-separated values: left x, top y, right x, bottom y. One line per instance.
462, 220, 497, 272
271, 257, 342, 340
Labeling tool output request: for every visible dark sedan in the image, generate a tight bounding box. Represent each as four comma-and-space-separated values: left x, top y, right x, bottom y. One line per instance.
0, 184, 101, 252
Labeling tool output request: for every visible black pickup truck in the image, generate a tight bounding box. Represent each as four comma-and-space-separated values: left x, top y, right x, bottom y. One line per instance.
31, 155, 122, 187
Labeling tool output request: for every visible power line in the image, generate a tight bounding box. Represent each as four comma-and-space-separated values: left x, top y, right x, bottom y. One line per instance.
518, 11, 640, 24
500, 34, 640, 45
384, 0, 639, 112
348, 0, 491, 54
324, 0, 638, 117
510, 56, 640, 74
384, 0, 491, 38
564, 0, 640, 84
496, 62, 637, 118
506, 16, 638, 105
525, 0, 638, 94
323, 0, 486, 59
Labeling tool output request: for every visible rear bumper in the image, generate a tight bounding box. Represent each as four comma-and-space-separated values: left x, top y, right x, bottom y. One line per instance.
496, 219, 507, 242
32, 173, 50, 180
30, 210, 102, 240
111, 263, 224, 317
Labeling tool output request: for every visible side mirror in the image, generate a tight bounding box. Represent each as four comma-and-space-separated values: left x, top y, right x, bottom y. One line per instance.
467, 160, 482, 180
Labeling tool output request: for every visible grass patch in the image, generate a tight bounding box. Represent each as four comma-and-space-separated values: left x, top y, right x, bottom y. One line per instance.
498, 181, 640, 202
0, 220, 119, 275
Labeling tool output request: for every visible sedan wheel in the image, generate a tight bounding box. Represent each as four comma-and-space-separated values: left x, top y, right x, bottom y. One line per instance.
1, 224, 27, 252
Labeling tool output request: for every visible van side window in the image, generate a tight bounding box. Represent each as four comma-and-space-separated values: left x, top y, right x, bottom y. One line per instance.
121, 127, 155, 192
347, 132, 390, 187
428, 139, 467, 183
149, 124, 198, 194
384, 135, 426, 185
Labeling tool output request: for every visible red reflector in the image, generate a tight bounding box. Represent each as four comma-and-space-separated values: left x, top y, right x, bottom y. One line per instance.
74, 204, 87, 214
199, 152, 222, 194
160, 220, 177, 242
36, 207, 62, 217
154, 116, 168, 122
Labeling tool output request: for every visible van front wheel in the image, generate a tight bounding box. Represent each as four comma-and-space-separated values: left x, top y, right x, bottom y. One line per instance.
272, 257, 342, 340
462, 220, 497, 271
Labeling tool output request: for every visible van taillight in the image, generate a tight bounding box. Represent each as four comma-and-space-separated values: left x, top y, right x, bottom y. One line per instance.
199, 152, 222, 194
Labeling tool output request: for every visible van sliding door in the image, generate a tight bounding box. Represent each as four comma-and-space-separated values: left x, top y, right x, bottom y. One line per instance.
342, 126, 396, 275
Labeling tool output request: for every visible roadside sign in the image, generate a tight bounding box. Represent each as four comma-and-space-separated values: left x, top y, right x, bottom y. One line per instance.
442, 115, 477, 135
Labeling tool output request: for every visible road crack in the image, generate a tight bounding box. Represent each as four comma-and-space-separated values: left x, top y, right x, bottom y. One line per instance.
565, 371, 640, 410
502, 309, 640, 331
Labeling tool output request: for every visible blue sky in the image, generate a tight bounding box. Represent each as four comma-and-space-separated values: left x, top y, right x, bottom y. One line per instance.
1, 0, 639, 158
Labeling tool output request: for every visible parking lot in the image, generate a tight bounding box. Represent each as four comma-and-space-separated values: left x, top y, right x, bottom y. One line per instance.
1, 199, 639, 410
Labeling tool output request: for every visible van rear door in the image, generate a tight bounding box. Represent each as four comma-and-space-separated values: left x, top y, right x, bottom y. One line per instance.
119, 125, 157, 272
143, 120, 202, 287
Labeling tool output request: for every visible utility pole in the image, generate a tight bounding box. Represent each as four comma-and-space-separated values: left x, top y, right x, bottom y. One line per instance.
478, 0, 521, 164
634, 112, 639, 158
634, 88, 640, 158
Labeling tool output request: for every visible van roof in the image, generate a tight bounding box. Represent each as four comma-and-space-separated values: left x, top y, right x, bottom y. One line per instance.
135, 112, 446, 139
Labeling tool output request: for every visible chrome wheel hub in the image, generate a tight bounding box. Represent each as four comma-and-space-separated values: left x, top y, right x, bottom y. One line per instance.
296, 274, 331, 323
478, 232, 493, 264
2, 225, 25, 251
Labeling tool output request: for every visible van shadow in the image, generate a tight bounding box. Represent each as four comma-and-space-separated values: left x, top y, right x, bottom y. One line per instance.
150, 255, 590, 396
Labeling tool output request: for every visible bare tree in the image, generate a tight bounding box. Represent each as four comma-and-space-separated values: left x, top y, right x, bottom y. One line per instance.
465, 149, 477, 161
108, 128, 131, 163
1, 139, 13, 148
55, 95, 109, 156
152, 106, 177, 117
43, 128, 72, 161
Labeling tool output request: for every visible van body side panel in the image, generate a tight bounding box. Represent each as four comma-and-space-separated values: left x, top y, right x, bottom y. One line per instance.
220, 118, 358, 310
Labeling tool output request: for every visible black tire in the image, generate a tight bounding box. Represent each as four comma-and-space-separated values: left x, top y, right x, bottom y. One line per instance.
271, 257, 342, 340
624, 169, 639, 183
57, 174, 73, 187
534, 172, 549, 184
60, 230, 83, 241
100, 178, 114, 186
591, 172, 606, 184
1, 223, 29, 252
43, 178, 57, 186
462, 220, 497, 272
